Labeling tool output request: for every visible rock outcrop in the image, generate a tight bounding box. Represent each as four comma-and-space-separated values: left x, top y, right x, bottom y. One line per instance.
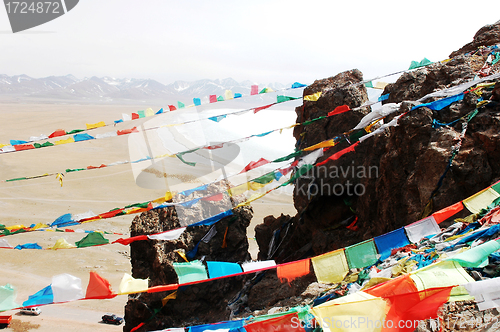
253, 20, 500, 310
123, 181, 253, 332
125, 20, 500, 330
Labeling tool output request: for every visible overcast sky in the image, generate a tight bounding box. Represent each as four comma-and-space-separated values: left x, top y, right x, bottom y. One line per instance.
1, 1, 499, 85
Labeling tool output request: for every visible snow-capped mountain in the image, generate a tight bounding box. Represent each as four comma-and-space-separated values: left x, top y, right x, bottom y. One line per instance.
0, 74, 289, 103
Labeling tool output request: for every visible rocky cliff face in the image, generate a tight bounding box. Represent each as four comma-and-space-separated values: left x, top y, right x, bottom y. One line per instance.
124, 181, 253, 332
125, 21, 500, 330
252, 20, 500, 308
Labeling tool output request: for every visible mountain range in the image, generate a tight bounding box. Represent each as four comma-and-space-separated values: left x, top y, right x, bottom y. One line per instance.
0, 74, 288, 103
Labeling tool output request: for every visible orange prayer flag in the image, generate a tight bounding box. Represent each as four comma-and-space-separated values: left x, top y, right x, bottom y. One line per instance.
432, 201, 464, 224
380, 287, 452, 332
277, 259, 310, 284
364, 274, 418, 298
85, 271, 116, 299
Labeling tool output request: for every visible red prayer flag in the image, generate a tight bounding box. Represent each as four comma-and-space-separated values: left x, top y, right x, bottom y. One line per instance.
48, 129, 66, 138
131, 113, 139, 120
14, 144, 35, 151
168, 105, 177, 111
202, 193, 224, 201
209, 95, 217, 103
432, 201, 464, 224
245, 313, 305, 332
113, 235, 148, 245
98, 209, 123, 219
251, 85, 259, 95
239, 158, 270, 174
253, 104, 274, 114
117, 127, 139, 136
380, 287, 452, 332
85, 271, 116, 299
277, 259, 310, 284
327, 105, 351, 117
316, 142, 359, 167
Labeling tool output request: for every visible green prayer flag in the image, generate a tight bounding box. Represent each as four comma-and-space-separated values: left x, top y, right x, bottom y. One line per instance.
303, 116, 326, 126
0, 284, 20, 312
252, 172, 276, 185
217, 96, 224, 102
178, 101, 185, 109
65, 168, 85, 173
277, 95, 300, 103
273, 151, 301, 163
364, 81, 374, 88
491, 182, 500, 195
138, 110, 145, 118
345, 239, 378, 269
448, 240, 500, 268
173, 260, 208, 284
124, 202, 149, 209
6, 177, 27, 182
75, 232, 109, 248
66, 129, 84, 135
34, 141, 54, 148
409, 58, 433, 70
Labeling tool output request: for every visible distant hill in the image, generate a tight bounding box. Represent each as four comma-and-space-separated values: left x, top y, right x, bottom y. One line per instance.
0, 74, 288, 104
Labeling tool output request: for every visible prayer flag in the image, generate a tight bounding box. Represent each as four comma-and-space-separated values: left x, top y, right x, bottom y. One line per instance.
206, 261, 243, 279
52, 274, 84, 303
86, 121, 106, 130
410, 260, 474, 300
303, 91, 321, 101
404, 216, 440, 243
345, 239, 378, 269
118, 274, 148, 295
311, 249, 349, 284
85, 271, 115, 299
432, 201, 464, 223
463, 187, 500, 214
374, 228, 410, 261
173, 260, 208, 284
0, 284, 19, 312
277, 259, 310, 284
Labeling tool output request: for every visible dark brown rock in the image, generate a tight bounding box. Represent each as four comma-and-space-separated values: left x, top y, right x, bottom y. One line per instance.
450, 20, 500, 58
123, 181, 253, 332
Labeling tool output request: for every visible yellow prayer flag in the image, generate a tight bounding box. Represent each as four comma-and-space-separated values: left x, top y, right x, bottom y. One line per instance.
162, 291, 177, 306
463, 187, 500, 214
248, 181, 268, 191
174, 250, 189, 262
225, 90, 234, 100
311, 249, 349, 284
304, 91, 322, 101
32, 223, 49, 230
145, 108, 155, 117
311, 294, 388, 332
56, 173, 64, 187
118, 273, 149, 295
229, 183, 249, 197
48, 238, 76, 250
55, 137, 75, 145
86, 121, 106, 130
6, 224, 25, 231
410, 260, 474, 300
303, 139, 335, 151
0, 143, 8, 148
374, 81, 388, 89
